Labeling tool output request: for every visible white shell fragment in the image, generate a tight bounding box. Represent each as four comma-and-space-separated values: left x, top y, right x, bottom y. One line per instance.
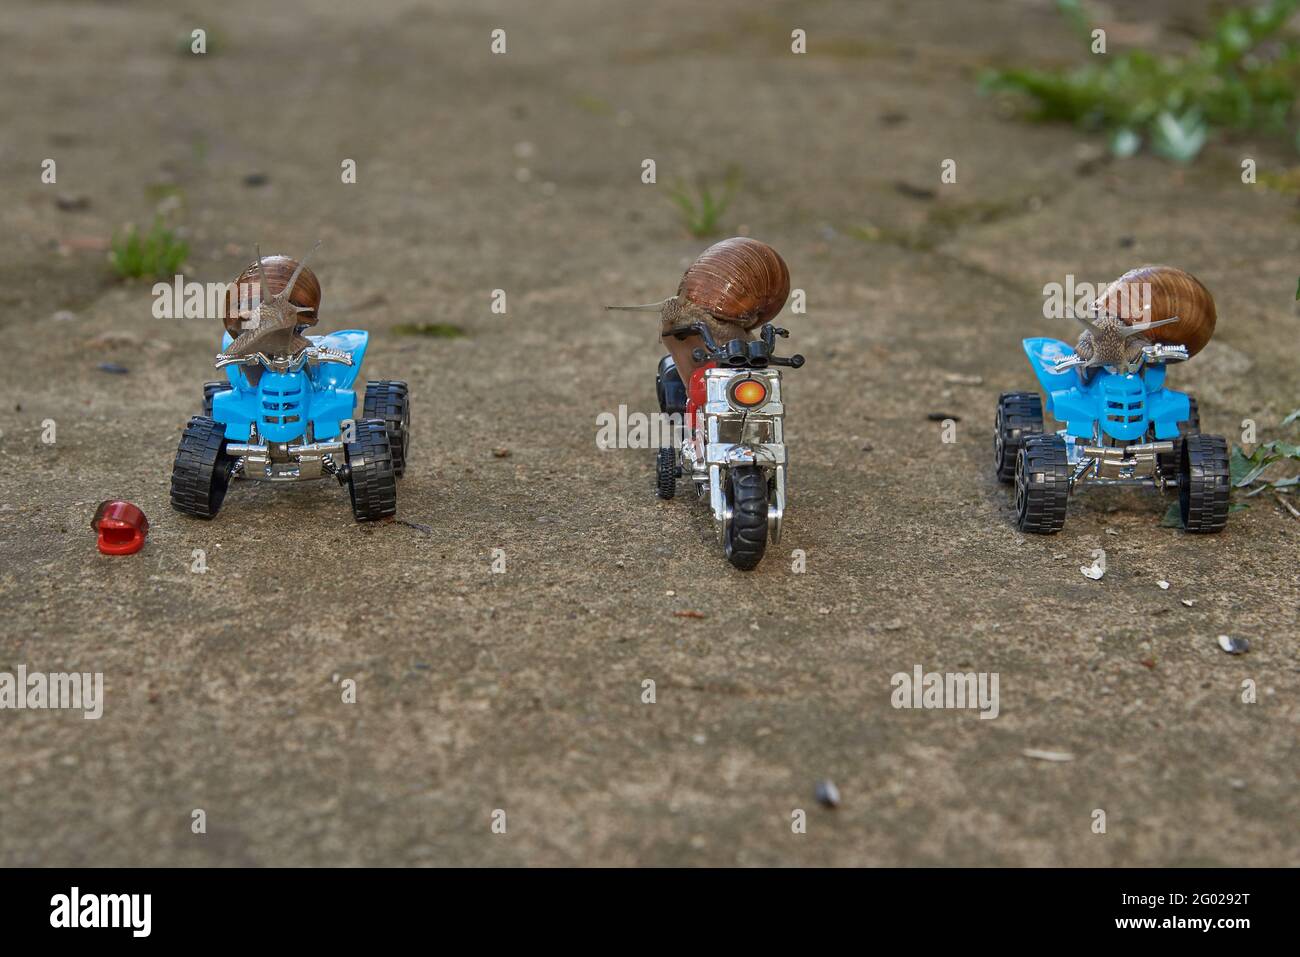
1217, 635, 1250, 655
1023, 748, 1075, 762
1157, 580, 1170, 590
1080, 562, 1105, 580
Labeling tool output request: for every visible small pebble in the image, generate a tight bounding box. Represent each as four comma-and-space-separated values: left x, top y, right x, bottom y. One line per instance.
243, 172, 269, 187
1157, 580, 1170, 590
1217, 635, 1250, 655
815, 779, 841, 808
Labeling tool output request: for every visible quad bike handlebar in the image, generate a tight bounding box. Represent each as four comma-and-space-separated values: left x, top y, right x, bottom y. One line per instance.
1049, 342, 1189, 376
667, 322, 806, 369
214, 346, 354, 372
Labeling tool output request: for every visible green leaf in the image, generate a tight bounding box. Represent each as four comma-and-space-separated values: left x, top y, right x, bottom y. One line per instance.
1109, 127, 1142, 158
1229, 445, 1256, 485
1151, 110, 1208, 163
1237, 460, 1276, 487
1281, 408, 1300, 426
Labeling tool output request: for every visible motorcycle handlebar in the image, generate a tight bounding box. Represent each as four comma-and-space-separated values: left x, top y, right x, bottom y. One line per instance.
676, 322, 806, 370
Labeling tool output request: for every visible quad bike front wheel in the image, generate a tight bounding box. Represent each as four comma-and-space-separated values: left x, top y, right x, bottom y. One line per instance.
171, 416, 236, 519
994, 392, 1043, 484
1179, 433, 1229, 533
1015, 434, 1069, 534
345, 419, 398, 522
363, 380, 411, 478
724, 465, 769, 570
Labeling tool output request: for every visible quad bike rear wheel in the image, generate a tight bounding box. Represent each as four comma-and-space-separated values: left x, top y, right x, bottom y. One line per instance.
345, 419, 398, 522
1179, 433, 1229, 533
363, 380, 411, 478
1156, 396, 1199, 481
724, 465, 769, 570
656, 446, 678, 499
202, 380, 232, 418
171, 416, 236, 519
1015, 434, 1069, 534
995, 392, 1043, 484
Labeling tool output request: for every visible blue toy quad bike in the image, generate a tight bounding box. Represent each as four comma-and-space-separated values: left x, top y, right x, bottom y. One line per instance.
995, 336, 1229, 534
170, 331, 410, 522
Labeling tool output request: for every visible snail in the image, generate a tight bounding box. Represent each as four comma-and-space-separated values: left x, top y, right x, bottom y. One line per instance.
606, 237, 790, 375
1075, 265, 1216, 371
223, 240, 322, 358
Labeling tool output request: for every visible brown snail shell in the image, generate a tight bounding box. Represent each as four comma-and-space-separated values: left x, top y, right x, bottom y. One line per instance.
669, 237, 791, 335
606, 237, 791, 348
1090, 265, 1216, 358
223, 254, 322, 338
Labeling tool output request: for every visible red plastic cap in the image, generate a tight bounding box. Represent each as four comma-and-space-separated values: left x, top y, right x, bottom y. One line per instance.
92, 500, 149, 556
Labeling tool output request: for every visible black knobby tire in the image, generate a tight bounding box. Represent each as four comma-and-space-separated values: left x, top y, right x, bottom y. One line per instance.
1179, 433, 1229, 534
202, 380, 231, 418
1015, 434, 1069, 534
1157, 396, 1200, 480
345, 419, 398, 522
656, 447, 677, 499
363, 380, 411, 478
995, 391, 1044, 484
171, 416, 236, 519
724, 466, 769, 570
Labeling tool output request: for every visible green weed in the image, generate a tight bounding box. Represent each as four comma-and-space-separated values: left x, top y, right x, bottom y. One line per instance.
109, 218, 189, 280
983, 0, 1300, 163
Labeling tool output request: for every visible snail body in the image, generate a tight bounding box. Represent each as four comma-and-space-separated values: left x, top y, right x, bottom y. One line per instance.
1072, 314, 1148, 370
607, 237, 791, 353
1085, 264, 1216, 359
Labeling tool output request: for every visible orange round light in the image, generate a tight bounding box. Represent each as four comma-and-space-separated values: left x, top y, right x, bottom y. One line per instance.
732, 380, 768, 407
